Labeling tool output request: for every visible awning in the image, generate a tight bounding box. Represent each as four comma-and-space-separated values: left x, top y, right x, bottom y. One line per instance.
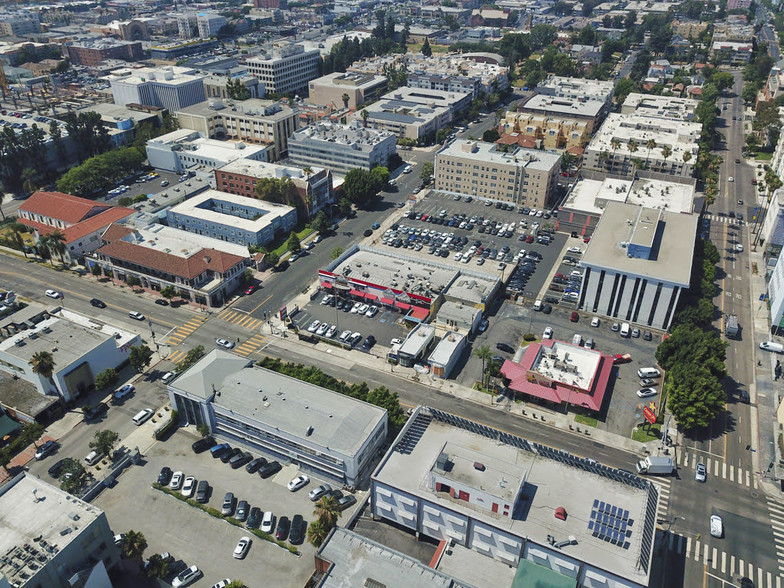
380, 297, 394, 305
395, 302, 411, 311
364, 293, 378, 301
321, 281, 333, 289
409, 306, 429, 321
349, 289, 364, 297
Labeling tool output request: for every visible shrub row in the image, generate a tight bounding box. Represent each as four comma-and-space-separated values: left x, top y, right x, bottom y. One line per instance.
153, 410, 178, 441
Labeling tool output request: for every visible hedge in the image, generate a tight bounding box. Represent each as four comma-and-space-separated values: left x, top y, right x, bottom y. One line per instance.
154, 410, 178, 441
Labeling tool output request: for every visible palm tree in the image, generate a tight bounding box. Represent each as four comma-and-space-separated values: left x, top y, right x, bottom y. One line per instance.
307, 518, 330, 548
120, 530, 147, 561
313, 495, 341, 529
659, 145, 672, 173
43, 230, 67, 267
341, 93, 350, 109
610, 138, 621, 174
360, 109, 369, 128
682, 151, 692, 169
645, 139, 656, 170
29, 351, 58, 395
9, 222, 28, 258
473, 345, 492, 389
627, 140, 638, 175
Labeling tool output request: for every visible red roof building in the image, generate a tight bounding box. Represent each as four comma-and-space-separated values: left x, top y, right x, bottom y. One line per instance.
18, 191, 135, 264
500, 339, 614, 412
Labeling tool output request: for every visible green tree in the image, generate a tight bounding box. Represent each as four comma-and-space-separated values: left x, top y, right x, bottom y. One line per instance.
666, 364, 727, 430
129, 345, 154, 372
711, 71, 734, 93
94, 368, 118, 390
89, 430, 119, 459
226, 78, 251, 100
91, 264, 102, 277
482, 128, 500, 143
344, 168, 376, 208
474, 345, 492, 388
310, 211, 330, 236
287, 232, 301, 253
307, 518, 330, 548
103, 266, 113, 280
613, 77, 636, 105
160, 285, 176, 301
331, 247, 344, 260
421, 37, 433, 57
366, 386, 407, 430
196, 423, 211, 438
339, 198, 353, 216
8, 222, 28, 257
419, 161, 434, 181
341, 92, 350, 108
29, 351, 58, 394
142, 553, 170, 579
175, 346, 205, 373
59, 458, 86, 493
126, 275, 141, 288
265, 251, 280, 267
119, 530, 147, 561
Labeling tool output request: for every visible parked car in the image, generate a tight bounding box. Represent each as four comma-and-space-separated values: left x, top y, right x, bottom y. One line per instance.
48, 458, 67, 478
287, 474, 310, 492
195, 480, 209, 503
172, 565, 201, 587
261, 511, 275, 534
695, 462, 707, 483
113, 384, 135, 401
289, 514, 305, 545
169, 471, 184, 490
157, 466, 172, 485
245, 456, 267, 473
636, 388, 657, 398
258, 461, 282, 478
570, 312, 579, 322
234, 536, 251, 559
246, 507, 262, 529
221, 492, 236, 516
236, 500, 250, 521
161, 371, 176, 384
192, 436, 216, 454
230, 451, 253, 469
275, 516, 291, 541
221, 447, 241, 464
543, 327, 553, 339
309, 484, 332, 501
496, 342, 515, 354
338, 495, 357, 511
34, 440, 58, 461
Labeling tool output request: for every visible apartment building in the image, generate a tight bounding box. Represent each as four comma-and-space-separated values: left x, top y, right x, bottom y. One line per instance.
177, 98, 299, 161
197, 12, 227, 38
109, 66, 206, 113
308, 71, 388, 109
245, 43, 320, 95
435, 139, 561, 209
498, 111, 589, 151
63, 37, 144, 67
620, 93, 699, 121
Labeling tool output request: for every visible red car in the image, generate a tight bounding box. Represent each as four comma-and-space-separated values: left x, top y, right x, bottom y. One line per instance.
613, 353, 632, 364
245, 285, 257, 295
525, 235, 534, 243
570, 312, 579, 322
751, 179, 757, 185
583, 237, 591, 244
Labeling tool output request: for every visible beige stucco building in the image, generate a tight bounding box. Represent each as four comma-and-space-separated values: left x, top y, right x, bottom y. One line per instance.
499, 112, 589, 151
308, 72, 388, 109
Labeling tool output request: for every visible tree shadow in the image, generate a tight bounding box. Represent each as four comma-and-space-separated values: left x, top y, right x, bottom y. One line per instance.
682, 408, 736, 443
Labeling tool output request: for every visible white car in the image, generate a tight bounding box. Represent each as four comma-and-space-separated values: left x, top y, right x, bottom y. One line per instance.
543, 327, 553, 339
390, 338, 403, 346
365, 305, 378, 317
210, 580, 232, 588
325, 324, 338, 338
710, 514, 723, 538
591, 317, 600, 327
161, 371, 176, 384
216, 338, 234, 349
316, 322, 329, 336
133, 408, 153, 425
172, 565, 201, 587
339, 329, 352, 342
736, 244, 743, 252
567, 247, 582, 254
728, 176, 734, 182
287, 474, 310, 491
181, 476, 196, 498
320, 294, 334, 306
695, 462, 707, 483
403, 165, 412, 174
261, 511, 274, 533
307, 320, 321, 332
233, 536, 251, 559
113, 384, 135, 400
636, 388, 657, 398
129, 310, 145, 321
350, 302, 363, 314
169, 471, 184, 490
45, 289, 61, 299
357, 303, 369, 314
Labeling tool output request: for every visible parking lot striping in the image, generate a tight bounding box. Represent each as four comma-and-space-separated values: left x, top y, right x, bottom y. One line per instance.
234, 334, 267, 356
165, 316, 206, 344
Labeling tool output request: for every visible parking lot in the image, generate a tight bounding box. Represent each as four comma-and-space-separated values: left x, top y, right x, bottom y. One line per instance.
101, 169, 184, 205
94, 428, 361, 587
294, 291, 410, 351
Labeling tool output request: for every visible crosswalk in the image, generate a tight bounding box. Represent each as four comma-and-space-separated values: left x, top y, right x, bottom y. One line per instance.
766, 498, 784, 576
675, 449, 758, 488
654, 478, 671, 522
166, 349, 190, 364
235, 334, 266, 356
165, 316, 206, 345
665, 532, 782, 587
217, 309, 265, 330
703, 214, 743, 225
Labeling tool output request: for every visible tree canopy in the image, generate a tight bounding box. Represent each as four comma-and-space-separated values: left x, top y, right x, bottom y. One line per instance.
343, 167, 388, 208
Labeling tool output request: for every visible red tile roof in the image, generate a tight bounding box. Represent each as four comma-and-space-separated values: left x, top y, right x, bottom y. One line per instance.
566, 146, 584, 155
101, 223, 136, 242
20, 191, 111, 225
496, 133, 536, 149
19, 207, 135, 244
96, 238, 245, 280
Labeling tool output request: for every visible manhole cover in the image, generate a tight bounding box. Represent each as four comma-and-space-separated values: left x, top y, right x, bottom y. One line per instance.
750, 491, 758, 499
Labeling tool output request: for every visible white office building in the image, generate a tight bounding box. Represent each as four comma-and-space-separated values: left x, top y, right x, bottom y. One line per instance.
146, 129, 269, 174
245, 43, 321, 95
577, 202, 697, 330
197, 12, 227, 37
109, 66, 206, 113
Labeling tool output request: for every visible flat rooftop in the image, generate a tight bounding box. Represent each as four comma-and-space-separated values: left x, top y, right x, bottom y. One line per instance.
439, 139, 560, 172
399, 324, 436, 357
218, 158, 324, 181
177, 98, 296, 122
521, 94, 605, 118
375, 409, 656, 585
621, 92, 699, 121
536, 75, 614, 100
580, 201, 697, 286
532, 340, 602, 390
429, 332, 465, 365
563, 175, 695, 215
108, 65, 203, 86
0, 474, 104, 585
176, 350, 387, 457
117, 220, 250, 258
167, 189, 294, 232
589, 113, 701, 158
74, 102, 160, 126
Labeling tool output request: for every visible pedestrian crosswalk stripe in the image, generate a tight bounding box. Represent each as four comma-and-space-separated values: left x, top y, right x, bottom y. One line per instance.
167, 350, 187, 363
165, 316, 206, 345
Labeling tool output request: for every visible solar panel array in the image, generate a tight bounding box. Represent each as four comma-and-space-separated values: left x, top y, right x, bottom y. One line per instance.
588, 500, 631, 549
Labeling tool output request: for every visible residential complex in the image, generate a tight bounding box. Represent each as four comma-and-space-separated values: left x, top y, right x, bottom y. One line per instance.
245, 42, 321, 95
177, 98, 300, 161
166, 189, 297, 248
146, 129, 270, 174
583, 113, 701, 177
361, 86, 471, 142
215, 159, 333, 215
109, 66, 206, 113
62, 37, 144, 67
168, 349, 388, 486
711, 41, 753, 64
577, 202, 697, 330
0, 473, 119, 588
307, 72, 388, 109
498, 111, 589, 151
535, 75, 615, 105
288, 120, 397, 176
435, 139, 561, 209
620, 93, 699, 121
517, 93, 607, 134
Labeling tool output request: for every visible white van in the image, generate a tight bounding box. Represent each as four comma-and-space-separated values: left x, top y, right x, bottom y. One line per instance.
85, 450, 103, 466
620, 322, 630, 337
637, 367, 661, 379
572, 333, 583, 346
760, 341, 784, 353
132, 408, 154, 425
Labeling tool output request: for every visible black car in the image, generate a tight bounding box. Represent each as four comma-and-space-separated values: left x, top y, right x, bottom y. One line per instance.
275, 516, 291, 541
324, 489, 343, 501
276, 260, 290, 272
155, 298, 169, 306
491, 355, 505, 364
247, 507, 262, 529
230, 451, 253, 469
221, 447, 241, 464
245, 456, 267, 473
157, 466, 172, 485
48, 458, 68, 478
89, 298, 106, 308
361, 335, 376, 350
496, 342, 515, 354
195, 480, 209, 503
542, 304, 553, 314
336, 299, 345, 310
235, 500, 250, 521
289, 514, 305, 545
258, 460, 282, 478
84, 402, 108, 420
191, 436, 216, 454
363, 229, 373, 237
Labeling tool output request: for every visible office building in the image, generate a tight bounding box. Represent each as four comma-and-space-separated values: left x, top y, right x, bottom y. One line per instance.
176, 98, 299, 161
91, 222, 250, 308
204, 73, 263, 100
398, 324, 437, 367
288, 119, 397, 176
168, 349, 388, 486
0, 473, 119, 588
149, 39, 218, 61
577, 202, 697, 330
0, 13, 41, 37
109, 66, 206, 113
197, 12, 227, 38
62, 37, 144, 67
245, 43, 321, 95
215, 159, 333, 216
620, 93, 699, 121
583, 113, 701, 177
372, 406, 658, 587
0, 307, 141, 402
435, 139, 561, 209
166, 189, 297, 247
146, 129, 269, 174
308, 72, 388, 109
